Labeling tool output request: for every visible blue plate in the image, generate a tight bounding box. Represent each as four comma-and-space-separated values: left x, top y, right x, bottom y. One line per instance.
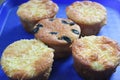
0, 0, 120, 80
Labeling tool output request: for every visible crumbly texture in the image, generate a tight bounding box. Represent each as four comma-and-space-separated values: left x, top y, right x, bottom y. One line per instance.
17, 0, 58, 21
66, 1, 107, 36
72, 36, 120, 80
1, 39, 54, 80
33, 18, 81, 58
17, 0, 58, 32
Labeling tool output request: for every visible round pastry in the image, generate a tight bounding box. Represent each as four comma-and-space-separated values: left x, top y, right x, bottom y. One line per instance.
17, 0, 59, 32
1, 39, 54, 80
66, 1, 107, 36
71, 36, 120, 80
32, 18, 81, 59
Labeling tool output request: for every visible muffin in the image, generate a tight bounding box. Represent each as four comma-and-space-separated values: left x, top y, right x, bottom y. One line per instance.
1, 39, 54, 80
66, 1, 107, 36
32, 18, 81, 58
71, 36, 120, 80
17, 0, 58, 32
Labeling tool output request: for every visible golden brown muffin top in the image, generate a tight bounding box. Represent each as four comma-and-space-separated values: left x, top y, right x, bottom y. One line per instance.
72, 36, 120, 71
17, 0, 58, 21
66, 1, 107, 25
32, 18, 81, 45
1, 39, 54, 79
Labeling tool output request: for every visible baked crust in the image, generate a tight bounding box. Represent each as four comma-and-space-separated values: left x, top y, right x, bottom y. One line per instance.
1, 39, 54, 80
17, 0, 58, 21
17, 0, 58, 32
33, 18, 81, 58
66, 1, 107, 36
72, 36, 120, 80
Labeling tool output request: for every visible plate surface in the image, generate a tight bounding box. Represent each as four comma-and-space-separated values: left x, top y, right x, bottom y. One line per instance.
0, 0, 120, 80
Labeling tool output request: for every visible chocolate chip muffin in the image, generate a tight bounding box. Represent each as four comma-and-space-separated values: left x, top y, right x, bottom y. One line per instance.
17, 0, 58, 32
1, 39, 54, 80
71, 36, 120, 80
66, 1, 107, 36
32, 18, 81, 59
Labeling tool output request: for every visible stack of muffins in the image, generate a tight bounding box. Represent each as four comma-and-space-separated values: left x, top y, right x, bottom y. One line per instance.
1, 0, 120, 80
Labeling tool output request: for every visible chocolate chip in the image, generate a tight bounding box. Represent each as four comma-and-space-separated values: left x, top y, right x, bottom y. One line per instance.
31, 23, 43, 34
72, 29, 80, 35
50, 32, 58, 35
69, 22, 75, 26
61, 20, 75, 26
36, 23, 43, 28
49, 18, 54, 21
31, 27, 39, 34
61, 20, 69, 24
58, 36, 71, 43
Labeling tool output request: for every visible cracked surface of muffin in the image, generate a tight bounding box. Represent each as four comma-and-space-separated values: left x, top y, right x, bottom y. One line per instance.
1, 39, 54, 80
66, 1, 107, 36
72, 36, 120, 80
33, 18, 81, 59
17, 0, 59, 32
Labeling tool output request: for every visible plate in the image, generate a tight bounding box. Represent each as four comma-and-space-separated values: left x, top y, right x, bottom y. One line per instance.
0, 0, 120, 80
